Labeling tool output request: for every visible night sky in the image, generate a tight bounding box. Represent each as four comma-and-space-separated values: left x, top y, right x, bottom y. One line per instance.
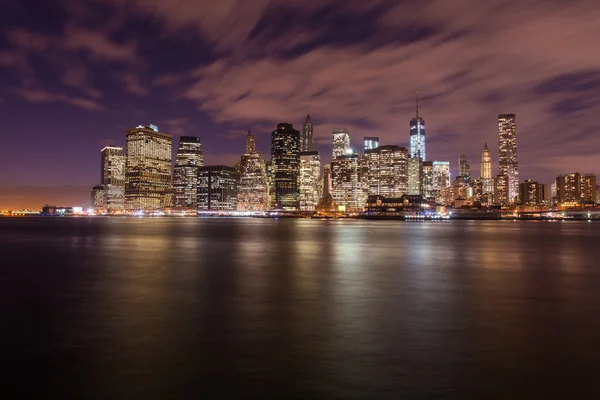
1, 0, 599, 209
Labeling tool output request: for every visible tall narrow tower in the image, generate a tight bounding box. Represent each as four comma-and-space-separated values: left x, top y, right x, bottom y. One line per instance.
300, 103, 314, 152
480, 143, 493, 194
409, 93, 426, 161
498, 114, 518, 203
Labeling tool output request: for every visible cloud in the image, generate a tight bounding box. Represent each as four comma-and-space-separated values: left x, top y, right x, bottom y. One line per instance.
13, 88, 103, 110
117, 72, 148, 96
61, 64, 103, 98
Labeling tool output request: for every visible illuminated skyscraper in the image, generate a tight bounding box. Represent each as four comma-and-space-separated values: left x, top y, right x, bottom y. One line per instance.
494, 174, 509, 205
237, 131, 269, 211
197, 166, 238, 211
91, 184, 107, 211
299, 151, 321, 211
363, 137, 379, 152
480, 143, 494, 195
498, 114, 519, 203
365, 145, 408, 197
100, 146, 125, 211
332, 128, 351, 159
265, 161, 275, 208
331, 153, 365, 211
556, 173, 597, 204
408, 156, 423, 195
300, 111, 314, 152
125, 124, 172, 211
173, 136, 203, 210
422, 161, 434, 199
409, 93, 426, 160
271, 123, 300, 210
432, 161, 451, 203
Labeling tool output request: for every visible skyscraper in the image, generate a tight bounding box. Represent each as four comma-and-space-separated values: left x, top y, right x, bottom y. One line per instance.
409, 93, 426, 160
458, 155, 470, 180
363, 137, 379, 152
332, 128, 351, 159
91, 184, 107, 211
422, 161, 434, 199
173, 136, 203, 210
365, 145, 409, 197
494, 174, 509, 205
498, 114, 519, 203
480, 143, 494, 195
432, 161, 451, 203
299, 151, 321, 211
331, 153, 365, 211
237, 131, 268, 211
100, 146, 125, 212
519, 180, 546, 205
125, 124, 172, 211
271, 123, 300, 210
300, 111, 314, 152
408, 156, 423, 195
197, 166, 238, 211
556, 173, 597, 204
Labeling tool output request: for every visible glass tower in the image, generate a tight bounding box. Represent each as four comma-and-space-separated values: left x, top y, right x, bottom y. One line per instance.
332, 128, 351, 159
271, 123, 300, 210
365, 145, 408, 197
173, 136, 203, 211
409, 93, 426, 161
100, 146, 125, 211
363, 137, 379, 152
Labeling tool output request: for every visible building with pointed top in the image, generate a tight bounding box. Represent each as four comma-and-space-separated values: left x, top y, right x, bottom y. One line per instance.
410, 93, 426, 161
298, 110, 321, 211
237, 131, 269, 211
300, 108, 315, 152
480, 143, 494, 197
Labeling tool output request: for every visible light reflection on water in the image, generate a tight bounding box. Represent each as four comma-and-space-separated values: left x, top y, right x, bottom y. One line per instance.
2, 218, 600, 398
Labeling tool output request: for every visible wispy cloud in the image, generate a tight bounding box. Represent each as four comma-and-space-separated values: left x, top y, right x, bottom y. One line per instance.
13, 88, 103, 110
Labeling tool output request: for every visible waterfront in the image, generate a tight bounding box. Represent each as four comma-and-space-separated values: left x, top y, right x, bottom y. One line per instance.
2, 218, 600, 398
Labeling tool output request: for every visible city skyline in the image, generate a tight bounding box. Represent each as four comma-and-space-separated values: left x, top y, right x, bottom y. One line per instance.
2, 0, 600, 209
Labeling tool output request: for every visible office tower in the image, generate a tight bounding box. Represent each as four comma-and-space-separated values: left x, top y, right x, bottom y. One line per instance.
271, 123, 300, 210
409, 93, 426, 160
494, 174, 509, 205
332, 128, 351, 159
408, 156, 423, 195
237, 131, 269, 211
551, 182, 557, 199
480, 143, 494, 195
125, 124, 172, 211
458, 155, 471, 180
197, 166, 238, 211
432, 161, 451, 204
519, 180, 546, 205
363, 137, 379, 152
422, 161, 434, 199
365, 145, 409, 197
299, 151, 321, 211
100, 146, 125, 211
581, 174, 597, 203
498, 114, 519, 203
300, 110, 314, 152
91, 185, 107, 211
173, 136, 203, 210
331, 153, 365, 211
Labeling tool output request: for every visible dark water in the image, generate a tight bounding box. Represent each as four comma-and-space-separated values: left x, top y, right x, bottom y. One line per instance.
2, 218, 600, 398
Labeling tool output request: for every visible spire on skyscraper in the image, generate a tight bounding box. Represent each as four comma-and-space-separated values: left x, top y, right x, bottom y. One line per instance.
416, 92, 419, 118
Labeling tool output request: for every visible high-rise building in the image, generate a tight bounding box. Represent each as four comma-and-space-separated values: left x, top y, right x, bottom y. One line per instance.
556, 173, 597, 204
365, 145, 409, 197
494, 174, 509, 205
332, 128, 351, 159
299, 151, 321, 211
331, 153, 365, 211
91, 184, 107, 211
432, 161, 451, 203
271, 123, 300, 210
265, 160, 275, 209
498, 114, 519, 204
409, 93, 426, 160
100, 146, 126, 211
363, 137, 379, 152
408, 156, 423, 195
125, 125, 172, 211
300, 111, 314, 152
480, 143, 494, 195
519, 179, 546, 205
581, 174, 597, 203
173, 136, 203, 210
237, 131, 269, 211
551, 181, 558, 199
422, 161, 434, 199
458, 155, 471, 180
197, 166, 238, 211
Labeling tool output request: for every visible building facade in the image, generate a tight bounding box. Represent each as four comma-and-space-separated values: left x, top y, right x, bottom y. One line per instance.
519, 179, 547, 205
480, 143, 494, 197
331, 153, 365, 211
125, 125, 172, 211
556, 173, 597, 204
300, 113, 315, 152
494, 174, 509, 205
363, 137, 379, 152
332, 128, 351, 159
498, 114, 519, 204
100, 146, 126, 212
197, 166, 238, 211
432, 161, 451, 204
408, 156, 423, 195
173, 136, 203, 210
271, 123, 300, 210
237, 131, 269, 211
409, 95, 426, 160
422, 161, 434, 200
299, 151, 321, 211
91, 184, 107, 211
458, 154, 471, 181
365, 145, 409, 198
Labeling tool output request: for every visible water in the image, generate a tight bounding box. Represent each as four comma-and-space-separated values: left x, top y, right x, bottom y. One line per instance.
2, 218, 600, 398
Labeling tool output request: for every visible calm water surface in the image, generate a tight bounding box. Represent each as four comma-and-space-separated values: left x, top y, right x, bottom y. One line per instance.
2, 218, 600, 398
